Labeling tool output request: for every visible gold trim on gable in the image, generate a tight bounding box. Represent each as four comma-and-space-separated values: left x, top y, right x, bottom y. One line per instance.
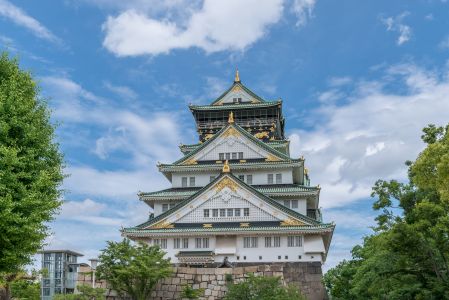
222, 127, 239, 138
151, 220, 174, 229
182, 158, 198, 165
265, 154, 281, 162
240, 223, 250, 227
203, 224, 213, 228
214, 177, 238, 193
280, 218, 305, 226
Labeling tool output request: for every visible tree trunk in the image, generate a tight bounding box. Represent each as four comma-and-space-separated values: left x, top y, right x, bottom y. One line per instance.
0, 285, 11, 300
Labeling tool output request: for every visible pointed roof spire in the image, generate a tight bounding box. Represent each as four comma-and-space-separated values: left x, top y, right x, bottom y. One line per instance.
234, 68, 240, 83
228, 111, 234, 124
222, 160, 230, 173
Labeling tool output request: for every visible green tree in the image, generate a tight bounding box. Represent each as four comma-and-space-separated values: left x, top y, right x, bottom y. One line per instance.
180, 284, 204, 299
96, 239, 172, 300
10, 279, 40, 300
224, 274, 305, 300
0, 52, 64, 299
324, 124, 449, 300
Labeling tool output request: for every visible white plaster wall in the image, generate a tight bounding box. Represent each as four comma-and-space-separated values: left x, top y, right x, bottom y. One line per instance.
196, 136, 266, 161
144, 235, 323, 264
274, 199, 307, 215
303, 235, 325, 253
171, 169, 293, 188
218, 89, 253, 104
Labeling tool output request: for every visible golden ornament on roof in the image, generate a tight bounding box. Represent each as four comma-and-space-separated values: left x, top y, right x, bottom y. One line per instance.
222, 160, 230, 173
234, 69, 240, 82
228, 111, 234, 123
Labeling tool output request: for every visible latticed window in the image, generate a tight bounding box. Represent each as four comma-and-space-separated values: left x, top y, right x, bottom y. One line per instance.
244, 208, 250, 216
182, 238, 189, 249
174, 238, 181, 249
189, 177, 195, 187
283, 200, 290, 208
220, 209, 226, 217
195, 238, 202, 248
196, 238, 209, 248
276, 173, 282, 184
265, 237, 272, 247
274, 236, 281, 247
238, 175, 245, 181
212, 209, 218, 217
225, 153, 231, 160
232, 152, 237, 159
267, 174, 274, 184
246, 175, 253, 184
238, 152, 243, 159
203, 238, 209, 248
287, 236, 302, 247
162, 204, 169, 212
204, 209, 209, 217
291, 200, 298, 209
219, 153, 224, 160
235, 208, 241, 216
227, 208, 233, 217
182, 177, 187, 187
244, 237, 258, 248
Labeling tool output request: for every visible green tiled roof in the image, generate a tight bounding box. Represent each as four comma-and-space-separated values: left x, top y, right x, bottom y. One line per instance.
190, 101, 281, 111
159, 160, 303, 173
171, 122, 294, 166
128, 173, 321, 232
139, 184, 319, 200
209, 82, 267, 106
123, 224, 335, 235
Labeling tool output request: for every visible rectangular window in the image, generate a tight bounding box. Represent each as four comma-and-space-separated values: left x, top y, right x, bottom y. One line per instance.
162, 204, 169, 212
268, 174, 274, 184
182, 177, 188, 187
238, 175, 245, 181
265, 237, 272, 248
203, 238, 209, 248
288, 236, 302, 247
195, 238, 202, 248
291, 200, 298, 209
276, 173, 282, 184
174, 238, 181, 249
182, 238, 189, 249
244, 208, 250, 216
251, 237, 258, 248
212, 209, 218, 217
204, 209, 209, 218
243, 237, 251, 248
169, 203, 176, 209
225, 153, 231, 160
232, 152, 237, 159
227, 208, 233, 217
274, 236, 281, 247
283, 200, 290, 208
246, 175, 253, 184
219, 153, 224, 160
43, 288, 51, 296
220, 209, 226, 217
210, 176, 216, 182
235, 208, 241, 217
238, 152, 243, 159
189, 177, 195, 187
154, 239, 167, 249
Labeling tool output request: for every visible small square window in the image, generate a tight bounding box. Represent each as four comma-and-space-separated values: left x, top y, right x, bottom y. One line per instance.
212, 209, 219, 217
232, 152, 237, 159
220, 209, 226, 217
259, 256, 262, 260
219, 153, 224, 160
227, 209, 233, 217
298, 255, 302, 259
278, 256, 281, 260
235, 208, 241, 216
225, 153, 231, 160
246, 175, 253, 184
276, 173, 282, 184
238, 152, 243, 159
204, 209, 209, 218
182, 177, 188, 187
244, 208, 250, 216
243, 256, 246, 260
292, 200, 298, 208
285, 255, 288, 259
267, 174, 274, 184
189, 177, 195, 187
237, 256, 240, 260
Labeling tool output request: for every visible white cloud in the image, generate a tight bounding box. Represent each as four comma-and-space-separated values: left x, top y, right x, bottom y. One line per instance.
289, 62, 449, 209
104, 81, 138, 101
0, 0, 60, 43
60, 198, 123, 226
439, 35, 449, 50
291, 0, 316, 27
102, 0, 284, 56
381, 12, 411, 45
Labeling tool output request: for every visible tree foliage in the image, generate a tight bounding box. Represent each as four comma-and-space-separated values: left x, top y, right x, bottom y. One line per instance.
324, 124, 449, 300
10, 279, 40, 300
95, 239, 172, 300
0, 52, 64, 272
180, 284, 204, 299
224, 274, 305, 300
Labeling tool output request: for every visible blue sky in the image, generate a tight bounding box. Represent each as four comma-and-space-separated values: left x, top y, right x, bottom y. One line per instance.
1, 0, 449, 271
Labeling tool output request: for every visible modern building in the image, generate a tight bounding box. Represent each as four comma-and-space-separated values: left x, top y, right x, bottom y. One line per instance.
40, 250, 83, 299
122, 71, 334, 268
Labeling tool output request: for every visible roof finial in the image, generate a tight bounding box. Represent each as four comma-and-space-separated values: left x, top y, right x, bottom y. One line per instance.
223, 160, 230, 173
234, 68, 240, 83
228, 111, 234, 124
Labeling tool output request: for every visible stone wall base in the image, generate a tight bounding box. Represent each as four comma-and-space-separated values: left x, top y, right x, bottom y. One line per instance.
77, 262, 326, 300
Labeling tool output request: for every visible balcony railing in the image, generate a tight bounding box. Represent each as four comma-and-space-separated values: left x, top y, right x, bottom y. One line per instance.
196, 118, 279, 129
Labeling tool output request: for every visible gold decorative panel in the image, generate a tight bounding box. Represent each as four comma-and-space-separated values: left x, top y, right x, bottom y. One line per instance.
214, 177, 238, 193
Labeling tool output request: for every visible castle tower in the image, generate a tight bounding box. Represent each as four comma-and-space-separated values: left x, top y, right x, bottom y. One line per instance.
123, 71, 334, 276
